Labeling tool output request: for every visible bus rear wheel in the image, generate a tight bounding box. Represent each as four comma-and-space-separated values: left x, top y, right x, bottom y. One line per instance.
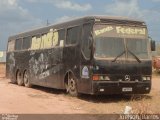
17, 71, 24, 86
67, 75, 79, 97
23, 71, 32, 88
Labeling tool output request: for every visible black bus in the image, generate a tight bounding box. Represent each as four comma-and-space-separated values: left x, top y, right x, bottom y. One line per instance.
6, 16, 155, 96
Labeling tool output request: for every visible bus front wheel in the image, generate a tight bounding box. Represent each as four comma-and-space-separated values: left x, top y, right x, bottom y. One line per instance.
67, 74, 79, 97
23, 71, 32, 88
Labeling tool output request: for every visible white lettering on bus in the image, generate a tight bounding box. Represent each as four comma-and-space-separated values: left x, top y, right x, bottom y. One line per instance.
116, 26, 146, 35
53, 30, 59, 47
31, 37, 41, 50
94, 26, 113, 36
31, 29, 59, 50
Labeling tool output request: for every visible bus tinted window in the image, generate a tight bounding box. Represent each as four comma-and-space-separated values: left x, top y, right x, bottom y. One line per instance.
82, 23, 92, 59
58, 29, 65, 46
66, 26, 80, 45
8, 40, 15, 52
23, 36, 31, 50
126, 38, 148, 59
15, 38, 22, 50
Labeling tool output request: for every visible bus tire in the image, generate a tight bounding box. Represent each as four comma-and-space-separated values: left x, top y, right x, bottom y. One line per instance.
23, 70, 32, 88
17, 71, 24, 86
68, 74, 79, 97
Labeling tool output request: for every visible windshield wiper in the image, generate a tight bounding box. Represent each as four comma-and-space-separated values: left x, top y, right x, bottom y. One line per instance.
127, 49, 141, 63
111, 48, 141, 63
112, 51, 125, 62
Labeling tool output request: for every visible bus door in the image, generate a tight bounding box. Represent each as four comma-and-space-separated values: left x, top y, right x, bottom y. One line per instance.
63, 26, 81, 80
79, 23, 93, 93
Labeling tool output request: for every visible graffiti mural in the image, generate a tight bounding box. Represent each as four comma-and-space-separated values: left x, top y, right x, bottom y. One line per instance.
29, 49, 63, 80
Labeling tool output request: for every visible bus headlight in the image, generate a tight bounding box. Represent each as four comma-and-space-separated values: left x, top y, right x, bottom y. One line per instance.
142, 77, 147, 81
99, 75, 110, 81
92, 75, 110, 81
142, 76, 151, 81
104, 76, 110, 80
147, 77, 151, 81
99, 76, 104, 80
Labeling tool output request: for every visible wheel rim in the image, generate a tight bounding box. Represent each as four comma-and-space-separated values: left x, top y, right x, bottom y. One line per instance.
69, 78, 76, 92
24, 72, 28, 85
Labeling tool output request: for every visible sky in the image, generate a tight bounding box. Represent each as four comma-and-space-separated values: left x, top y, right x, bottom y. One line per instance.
0, 0, 160, 50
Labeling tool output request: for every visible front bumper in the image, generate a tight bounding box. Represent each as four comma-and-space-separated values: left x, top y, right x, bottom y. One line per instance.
92, 81, 151, 95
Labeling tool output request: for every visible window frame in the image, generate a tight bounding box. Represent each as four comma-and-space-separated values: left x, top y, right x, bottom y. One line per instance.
8, 27, 66, 52
15, 37, 23, 51
31, 34, 42, 50
7, 40, 15, 52
81, 23, 93, 60
40, 28, 66, 50
22, 36, 32, 50
66, 25, 81, 46
55, 28, 65, 48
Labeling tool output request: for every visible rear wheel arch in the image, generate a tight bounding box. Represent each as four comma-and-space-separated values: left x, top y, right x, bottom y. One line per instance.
64, 70, 75, 86
64, 70, 79, 97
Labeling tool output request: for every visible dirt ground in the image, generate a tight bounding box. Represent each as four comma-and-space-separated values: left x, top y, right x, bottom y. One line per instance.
0, 63, 5, 78
0, 64, 160, 114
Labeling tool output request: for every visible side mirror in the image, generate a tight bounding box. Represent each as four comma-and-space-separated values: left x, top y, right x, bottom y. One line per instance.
151, 40, 156, 51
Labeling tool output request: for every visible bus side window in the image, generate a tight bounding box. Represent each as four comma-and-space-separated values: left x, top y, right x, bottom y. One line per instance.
15, 38, 22, 51
41, 34, 46, 49
52, 30, 59, 47
82, 23, 92, 59
42, 31, 52, 49
58, 29, 65, 46
8, 40, 15, 52
31, 35, 41, 50
66, 26, 80, 45
22, 36, 31, 50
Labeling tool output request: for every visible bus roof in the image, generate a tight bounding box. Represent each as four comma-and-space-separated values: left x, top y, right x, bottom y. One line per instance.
8, 15, 146, 41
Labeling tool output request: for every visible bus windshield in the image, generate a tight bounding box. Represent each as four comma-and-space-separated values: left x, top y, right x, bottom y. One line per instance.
94, 37, 125, 58
126, 38, 148, 59
94, 24, 149, 59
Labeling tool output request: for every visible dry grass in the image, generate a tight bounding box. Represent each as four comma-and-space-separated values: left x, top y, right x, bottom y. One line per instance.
127, 92, 160, 114
131, 96, 153, 114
